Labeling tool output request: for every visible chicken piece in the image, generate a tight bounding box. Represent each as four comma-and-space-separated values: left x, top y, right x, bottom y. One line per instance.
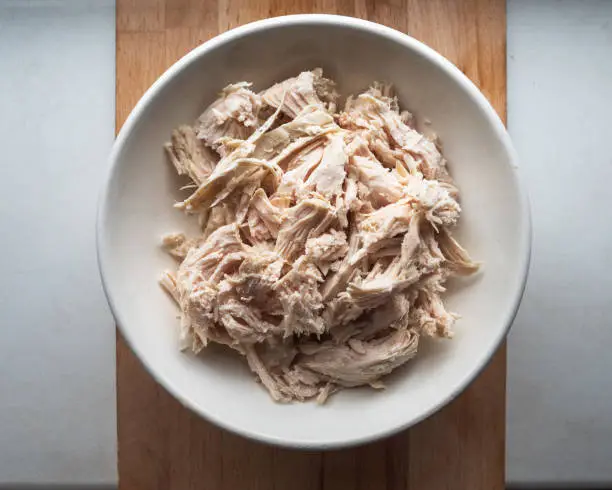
285, 136, 328, 172
382, 113, 444, 180
275, 195, 335, 261
368, 236, 403, 259
159, 270, 179, 303
346, 215, 421, 311
250, 189, 284, 230
275, 256, 326, 336
179, 93, 290, 212
410, 289, 457, 338
217, 297, 282, 344
305, 229, 348, 274
246, 342, 329, 402
245, 188, 285, 242
417, 222, 445, 272
391, 159, 413, 185
373, 138, 422, 176
322, 202, 419, 308
269, 194, 292, 210
210, 251, 250, 284
320, 229, 363, 301
174, 224, 246, 346
352, 293, 412, 342
161, 232, 195, 261
227, 244, 284, 312
281, 365, 327, 402
200, 203, 236, 238
177, 157, 282, 212
261, 69, 338, 119
177, 279, 219, 351
275, 139, 329, 200
437, 228, 480, 275
165, 125, 218, 184
245, 345, 291, 402
253, 106, 339, 165
396, 212, 423, 268
357, 198, 417, 258
302, 134, 347, 202
406, 175, 461, 227
346, 272, 415, 311
347, 257, 419, 310
236, 182, 261, 224
343, 174, 359, 211
347, 137, 404, 207
246, 211, 272, 243
339, 85, 447, 180
180, 106, 340, 213
415, 269, 450, 296
178, 223, 245, 283
259, 338, 330, 402
259, 334, 298, 370
299, 329, 419, 387
322, 291, 364, 328
196, 82, 262, 151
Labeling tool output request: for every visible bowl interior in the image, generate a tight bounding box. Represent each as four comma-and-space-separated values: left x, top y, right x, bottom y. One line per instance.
100, 18, 528, 447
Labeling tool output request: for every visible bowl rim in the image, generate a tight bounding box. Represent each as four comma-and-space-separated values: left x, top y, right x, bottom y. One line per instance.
97, 13, 532, 449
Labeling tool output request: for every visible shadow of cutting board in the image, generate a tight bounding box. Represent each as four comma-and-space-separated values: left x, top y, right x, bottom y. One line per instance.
116, 1, 506, 488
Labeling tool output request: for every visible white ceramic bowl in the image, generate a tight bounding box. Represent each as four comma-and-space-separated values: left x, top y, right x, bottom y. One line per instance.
98, 14, 530, 448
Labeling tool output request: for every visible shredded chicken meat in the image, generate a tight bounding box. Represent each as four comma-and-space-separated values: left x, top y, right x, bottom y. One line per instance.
160, 69, 479, 403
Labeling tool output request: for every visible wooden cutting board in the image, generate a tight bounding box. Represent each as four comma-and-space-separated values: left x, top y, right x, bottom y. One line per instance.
116, 1, 506, 488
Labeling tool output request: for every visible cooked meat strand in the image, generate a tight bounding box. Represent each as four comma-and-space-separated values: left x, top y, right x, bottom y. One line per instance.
165, 125, 218, 184
275, 195, 335, 261
160, 70, 479, 403
261, 69, 338, 118
299, 329, 419, 387
196, 82, 262, 151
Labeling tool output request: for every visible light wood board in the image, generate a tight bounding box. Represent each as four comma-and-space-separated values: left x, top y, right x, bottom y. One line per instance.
116, 1, 506, 488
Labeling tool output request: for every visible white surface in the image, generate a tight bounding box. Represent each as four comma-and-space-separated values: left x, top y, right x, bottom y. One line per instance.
1, 0, 611, 485
99, 15, 529, 449
507, 0, 612, 486
0, 0, 117, 486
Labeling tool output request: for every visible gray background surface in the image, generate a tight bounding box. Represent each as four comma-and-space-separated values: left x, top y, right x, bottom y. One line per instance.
507, 0, 612, 487
0, 0, 117, 486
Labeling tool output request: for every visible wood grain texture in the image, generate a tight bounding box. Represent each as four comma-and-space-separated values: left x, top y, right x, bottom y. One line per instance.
116, 1, 507, 488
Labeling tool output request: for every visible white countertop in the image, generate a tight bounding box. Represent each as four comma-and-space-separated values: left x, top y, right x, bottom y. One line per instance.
1, 0, 611, 487
0, 0, 116, 486
507, 1, 612, 486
